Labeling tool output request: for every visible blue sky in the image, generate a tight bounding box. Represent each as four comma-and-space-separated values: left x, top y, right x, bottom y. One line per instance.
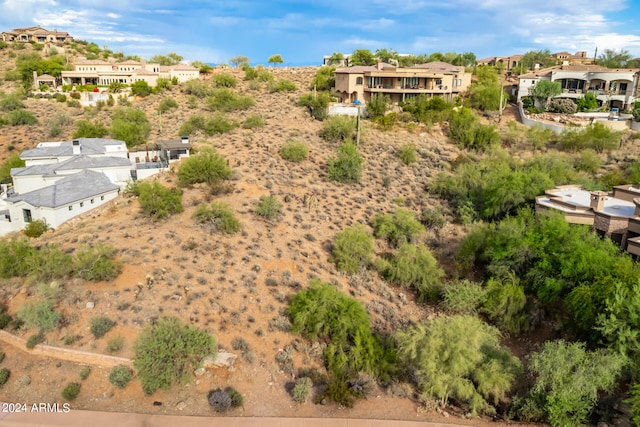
1, 0, 640, 65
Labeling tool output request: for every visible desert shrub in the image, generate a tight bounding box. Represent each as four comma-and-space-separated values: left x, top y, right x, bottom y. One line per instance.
0, 153, 25, 184
299, 91, 330, 120
17, 300, 60, 331
177, 149, 232, 188
292, 376, 313, 403
136, 181, 183, 220
109, 365, 133, 389
157, 97, 178, 114
574, 149, 602, 175
74, 243, 122, 281
26, 332, 45, 349
548, 98, 577, 114
0, 94, 24, 111
226, 386, 243, 407
268, 79, 297, 92
205, 88, 255, 111
320, 115, 355, 142
373, 112, 397, 131
377, 243, 444, 302
577, 91, 599, 112
66, 99, 81, 108
558, 122, 621, 153
48, 112, 72, 137
182, 79, 213, 97
397, 315, 521, 416
448, 107, 498, 151
208, 389, 232, 412
110, 107, 151, 148
442, 280, 487, 314
90, 317, 116, 339
242, 114, 265, 129
0, 368, 9, 387
204, 114, 239, 134
288, 280, 392, 379
331, 224, 374, 274
243, 65, 273, 82
212, 73, 237, 88
73, 119, 109, 139
327, 141, 363, 183
106, 336, 124, 353
280, 140, 308, 162
0, 238, 33, 278
23, 219, 48, 238
155, 78, 172, 91
61, 382, 81, 400
193, 202, 241, 234
255, 195, 282, 220
483, 276, 529, 333
54, 93, 67, 103
134, 317, 216, 394
371, 208, 424, 247
179, 115, 206, 135
79, 367, 91, 380
130, 80, 152, 97
0, 312, 11, 329
367, 93, 390, 118
8, 109, 37, 126
397, 143, 417, 165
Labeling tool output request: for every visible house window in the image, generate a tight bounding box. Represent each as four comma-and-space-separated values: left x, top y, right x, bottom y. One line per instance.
68, 205, 73, 211
101, 195, 105, 201
355, 77, 363, 85
80, 202, 84, 207
91, 199, 94, 204
22, 209, 32, 223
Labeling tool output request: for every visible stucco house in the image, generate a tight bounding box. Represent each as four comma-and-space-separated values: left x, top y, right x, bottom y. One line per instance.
535, 185, 640, 256
333, 61, 471, 105
1, 26, 73, 44
60, 59, 199, 88
517, 64, 640, 110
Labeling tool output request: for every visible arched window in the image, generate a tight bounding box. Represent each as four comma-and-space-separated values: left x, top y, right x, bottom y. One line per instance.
356, 77, 363, 85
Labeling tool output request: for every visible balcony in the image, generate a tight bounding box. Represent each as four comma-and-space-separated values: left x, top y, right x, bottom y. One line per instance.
365, 85, 451, 94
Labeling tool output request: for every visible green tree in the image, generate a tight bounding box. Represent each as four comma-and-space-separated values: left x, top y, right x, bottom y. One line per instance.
531, 80, 562, 110
311, 66, 335, 91
190, 60, 213, 74
136, 181, 183, 220
177, 149, 232, 188
366, 93, 390, 118
597, 48, 634, 68
73, 120, 109, 139
378, 243, 444, 301
576, 91, 599, 112
267, 54, 284, 66
130, 80, 152, 97
134, 317, 216, 394
0, 153, 25, 184
299, 92, 331, 120
149, 52, 183, 66
397, 315, 521, 415
350, 49, 376, 66
229, 55, 250, 68
331, 224, 375, 274
520, 49, 556, 72
470, 66, 505, 111
110, 107, 150, 147
524, 340, 625, 427
375, 48, 398, 64
327, 52, 345, 65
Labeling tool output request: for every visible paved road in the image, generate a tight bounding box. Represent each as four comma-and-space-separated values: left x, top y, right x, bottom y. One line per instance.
1, 410, 472, 427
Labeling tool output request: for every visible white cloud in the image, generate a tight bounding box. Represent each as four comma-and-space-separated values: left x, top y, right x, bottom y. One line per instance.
106, 12, 120, 19
0, 0, 58, 22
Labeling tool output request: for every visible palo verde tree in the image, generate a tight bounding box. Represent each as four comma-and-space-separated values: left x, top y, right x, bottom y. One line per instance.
350, 49, 376, 66
597, 48, 634, 68
397, 315, 521, 416
530, 80, 562, 110
177, 148, 232, 189
110, 107, 150, 148
267, 54, 284, 66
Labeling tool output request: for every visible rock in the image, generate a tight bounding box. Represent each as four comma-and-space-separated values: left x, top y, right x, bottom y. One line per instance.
18, 375, 31, 386
194, 367, 205, 376
86, 301, 95, 309
175, 401, 187, 411
202, 352, 238, 368
50, 280, 60, 289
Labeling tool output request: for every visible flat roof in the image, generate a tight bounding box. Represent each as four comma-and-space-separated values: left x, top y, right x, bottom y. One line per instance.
537, 186, 636, 218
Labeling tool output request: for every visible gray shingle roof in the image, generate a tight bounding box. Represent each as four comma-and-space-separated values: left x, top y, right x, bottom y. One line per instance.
11, 155, 131, 177
20, 138, 127, 159
6, 170, 119, 208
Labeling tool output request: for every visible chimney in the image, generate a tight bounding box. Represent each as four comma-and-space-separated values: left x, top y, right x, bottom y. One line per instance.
590, 191, 608, 212
72, 139, 81, 156
180, 135, 189, 145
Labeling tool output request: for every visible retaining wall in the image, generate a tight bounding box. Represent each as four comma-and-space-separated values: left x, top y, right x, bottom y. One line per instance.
0, 330, 133, 368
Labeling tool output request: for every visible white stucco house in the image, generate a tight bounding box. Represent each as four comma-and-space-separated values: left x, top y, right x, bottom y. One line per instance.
0, 137, 191, 236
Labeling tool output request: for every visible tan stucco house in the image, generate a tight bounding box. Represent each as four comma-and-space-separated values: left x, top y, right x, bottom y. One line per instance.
1, 26, 73, 44
333, 61, 471, 105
